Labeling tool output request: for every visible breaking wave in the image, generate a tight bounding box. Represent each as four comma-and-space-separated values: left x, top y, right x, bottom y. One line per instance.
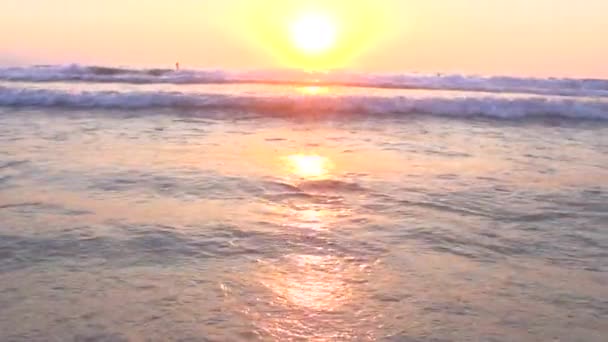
2, 64, 608, 98
1, 86, 607, 120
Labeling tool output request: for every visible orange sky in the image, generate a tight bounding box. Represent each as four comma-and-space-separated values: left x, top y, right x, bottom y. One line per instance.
1, 0, 607, 78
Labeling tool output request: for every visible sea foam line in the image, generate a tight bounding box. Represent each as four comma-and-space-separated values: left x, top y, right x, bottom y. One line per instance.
1, 64, 608, 98
1, 86, 607, 120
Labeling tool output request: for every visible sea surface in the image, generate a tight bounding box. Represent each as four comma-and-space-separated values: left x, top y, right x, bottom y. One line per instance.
0, 65, 607, 341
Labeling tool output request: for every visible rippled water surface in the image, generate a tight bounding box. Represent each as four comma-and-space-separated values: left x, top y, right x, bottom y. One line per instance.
1, 98, 607, 340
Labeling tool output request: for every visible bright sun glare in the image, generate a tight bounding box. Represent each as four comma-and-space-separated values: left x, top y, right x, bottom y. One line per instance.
287, 154, 331, 178
290, 13, 337, 55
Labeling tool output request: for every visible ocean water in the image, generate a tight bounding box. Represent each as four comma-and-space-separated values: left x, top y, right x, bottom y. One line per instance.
0, 65, 607, 341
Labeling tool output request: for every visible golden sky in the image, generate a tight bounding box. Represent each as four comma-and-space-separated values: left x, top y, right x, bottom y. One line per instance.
1, 0, 607, 77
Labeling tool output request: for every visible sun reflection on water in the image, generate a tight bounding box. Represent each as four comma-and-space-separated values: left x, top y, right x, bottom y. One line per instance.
238, 150, 377, 339
250, 248, 372, 340
297, 85, 330, 95
260, 254, 353, 312
293, 208, 325, 231
286, 154, 333, 179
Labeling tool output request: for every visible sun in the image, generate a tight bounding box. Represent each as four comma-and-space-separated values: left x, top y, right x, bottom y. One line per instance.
289, 13, 337, 55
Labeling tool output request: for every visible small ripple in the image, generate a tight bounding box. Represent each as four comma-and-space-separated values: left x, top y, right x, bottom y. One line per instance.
260, 180, 301, 193
0, 175, 13, 185
0, 225, 257, 272
0, 201, 91, 216
299, 179, 367, 193
0, 160, 28, 169
0, 202, 43, 210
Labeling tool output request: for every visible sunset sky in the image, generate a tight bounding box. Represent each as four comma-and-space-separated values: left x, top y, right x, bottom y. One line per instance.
1, 0, 607, 77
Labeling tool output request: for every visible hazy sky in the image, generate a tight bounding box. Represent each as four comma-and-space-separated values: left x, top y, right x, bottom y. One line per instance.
1, 0, 607, 77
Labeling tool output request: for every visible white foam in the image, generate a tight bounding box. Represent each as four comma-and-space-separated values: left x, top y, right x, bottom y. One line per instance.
1, 86, 606, 120
1, 64, 608, 98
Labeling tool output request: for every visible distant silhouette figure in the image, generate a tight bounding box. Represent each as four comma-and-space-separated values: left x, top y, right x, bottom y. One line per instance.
175, 62, 180, 71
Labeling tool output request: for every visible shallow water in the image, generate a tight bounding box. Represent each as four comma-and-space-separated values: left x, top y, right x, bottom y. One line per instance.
1, 83, 608, 341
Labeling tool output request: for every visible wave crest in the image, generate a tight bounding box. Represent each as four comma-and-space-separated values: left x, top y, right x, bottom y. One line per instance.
1, 64, 608, 98
1, 86, 606, 120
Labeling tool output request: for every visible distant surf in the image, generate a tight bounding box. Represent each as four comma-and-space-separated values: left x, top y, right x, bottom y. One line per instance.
1, 64, 607, 120
2, 64, 608, 98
